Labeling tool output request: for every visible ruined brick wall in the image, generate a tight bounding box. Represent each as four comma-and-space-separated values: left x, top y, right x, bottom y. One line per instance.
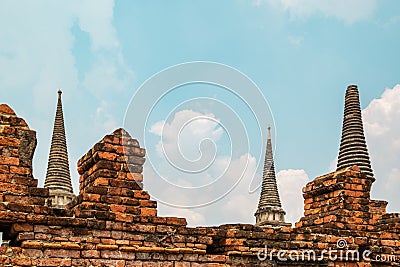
0, 104, 399, 267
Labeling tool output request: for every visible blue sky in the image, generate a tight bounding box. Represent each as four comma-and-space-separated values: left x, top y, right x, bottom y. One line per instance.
0, 0, 399, 226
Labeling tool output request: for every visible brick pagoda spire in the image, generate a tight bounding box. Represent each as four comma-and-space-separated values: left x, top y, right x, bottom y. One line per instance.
44, 90, 75, 208
255, 126, 290, 227
336, 85, 374, 179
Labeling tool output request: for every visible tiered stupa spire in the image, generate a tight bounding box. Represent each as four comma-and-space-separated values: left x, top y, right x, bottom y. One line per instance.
255, 126, 290, 227
336, 85, 374, 179
44, 90, 74, 208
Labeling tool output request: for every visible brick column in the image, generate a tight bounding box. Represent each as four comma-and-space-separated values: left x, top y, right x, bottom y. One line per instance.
73, 128, 158, 221
0, 104, 49, 241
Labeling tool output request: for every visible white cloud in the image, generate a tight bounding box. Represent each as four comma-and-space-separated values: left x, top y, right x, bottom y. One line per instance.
0, 1, 77, 111
0, 0, 133, 107
77, 1, 134, 98
329, 158, 337, 172
142, 166, 207, 226
288, 35, 304, 46
362, 84, 400, 212
153, 110, 223, 165
153, 109, 223, 140
94, 100, 119, 133
385, 168, 400, 193
145, 153, 261, 226
276, 169, 309, 224
74, 0, 118, 51
0, 1, 133, 191
83, 52, 134, 97
145, 110, 263, 226
363, 85, 400, 137
149, 120, 166, 136
264, 0, 377, 24
219, 153, 260, 223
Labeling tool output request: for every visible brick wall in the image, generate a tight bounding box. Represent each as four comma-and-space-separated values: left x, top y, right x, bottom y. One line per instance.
0, 104, 399, 267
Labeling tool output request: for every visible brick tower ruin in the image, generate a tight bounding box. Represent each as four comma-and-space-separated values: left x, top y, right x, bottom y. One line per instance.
44, 90, 75, 208
255, 126, 290, 228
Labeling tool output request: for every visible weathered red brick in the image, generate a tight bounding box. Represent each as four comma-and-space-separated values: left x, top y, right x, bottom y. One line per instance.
0, 155, 19, 166
0, 104, 16, 115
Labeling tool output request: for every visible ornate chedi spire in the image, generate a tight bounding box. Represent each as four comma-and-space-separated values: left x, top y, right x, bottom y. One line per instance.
44, 90, 75, 208
255, 126, 290, 227
336, 85, 374, 179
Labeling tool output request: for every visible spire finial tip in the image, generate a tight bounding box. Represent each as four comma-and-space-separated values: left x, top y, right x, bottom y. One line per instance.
267, 125, 271, 139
